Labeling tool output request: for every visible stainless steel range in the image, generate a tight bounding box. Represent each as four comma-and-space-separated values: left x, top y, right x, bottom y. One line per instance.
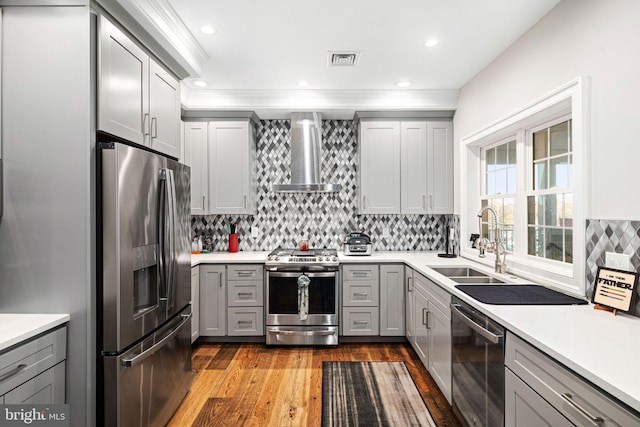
265, 248, 339, 345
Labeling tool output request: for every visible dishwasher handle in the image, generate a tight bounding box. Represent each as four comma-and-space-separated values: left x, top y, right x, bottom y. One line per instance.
450, 302, 503, 344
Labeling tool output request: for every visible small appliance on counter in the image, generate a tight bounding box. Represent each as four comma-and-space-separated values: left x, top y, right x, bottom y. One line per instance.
438, 225, 457, 258
343, 231, 373, 256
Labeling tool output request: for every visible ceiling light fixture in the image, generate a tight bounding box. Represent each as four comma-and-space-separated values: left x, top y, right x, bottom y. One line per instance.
395, 80, 413, 88
424, 38, 439, 47
200, 25, 216, 35
193, 80, 208, 88
297, 80, 308, 87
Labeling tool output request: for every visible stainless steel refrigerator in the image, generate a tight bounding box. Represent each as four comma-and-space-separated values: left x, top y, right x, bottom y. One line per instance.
97, 135, 192, 427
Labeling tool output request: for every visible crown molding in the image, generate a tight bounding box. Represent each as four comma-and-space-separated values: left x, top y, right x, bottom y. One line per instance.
100, 0, 207, 78
180, 89, 459, 119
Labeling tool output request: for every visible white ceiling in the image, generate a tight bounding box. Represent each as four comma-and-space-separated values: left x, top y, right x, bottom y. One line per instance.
135, 0, 563, 117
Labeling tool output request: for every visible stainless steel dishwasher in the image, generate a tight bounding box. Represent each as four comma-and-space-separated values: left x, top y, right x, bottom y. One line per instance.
450, 296, 505, 427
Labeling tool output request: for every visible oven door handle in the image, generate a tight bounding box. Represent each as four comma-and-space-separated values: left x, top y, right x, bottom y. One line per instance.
268, 271, 336, 278
450, 302, 503, 344
268, 329, 336, 336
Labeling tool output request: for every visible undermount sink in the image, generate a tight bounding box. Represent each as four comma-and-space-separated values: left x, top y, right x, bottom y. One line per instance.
429, 266, 506, 284
449, 276, 505, 284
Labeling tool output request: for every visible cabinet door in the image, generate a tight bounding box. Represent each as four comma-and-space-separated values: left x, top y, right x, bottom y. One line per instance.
208, 121, 253, 214
199, 265, 226, 336
405, 268, 415, 341
401, 121, 428, 214
149, 60, 181, 158
505, 369, 572, 427
380, 264, 405, 336
359, 121, 401, 214
412, 289, 429, 366
98, 15, 149, 146
427, 303, 452, 403
184, 122, 209, 215
191, 267, 200, 343
427, 121, 453, 214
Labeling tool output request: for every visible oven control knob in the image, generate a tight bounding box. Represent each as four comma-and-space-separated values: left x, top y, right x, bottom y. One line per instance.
331, 256, 338, 262
267, 255, 274, 261
275, 256, 280, 261
318, 257, 324, 262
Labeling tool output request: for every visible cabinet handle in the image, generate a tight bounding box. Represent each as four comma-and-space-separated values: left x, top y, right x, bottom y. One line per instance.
426, 311, 431, 329
143, 113, 150, 136
422, 308, 427, 326
407, 276, 412, 292
202, 195, 206, 210
238, 320, 253, 325
353, 320, 369, 325
0, 363, 27, 383
560, 393, 604, 426
423, 195, 426, 209
353, 292, 369, 298
363, 195, 367, 210
219, 272, 222, 288
352, 271, 369, 277
243, 195, 247, 210
151, 117, 158, 139
429, 195, 433, 209
238, 292, 253, 298
236, 271, 254, 277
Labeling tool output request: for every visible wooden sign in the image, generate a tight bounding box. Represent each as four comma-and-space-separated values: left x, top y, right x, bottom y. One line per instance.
592, 266, 638, 315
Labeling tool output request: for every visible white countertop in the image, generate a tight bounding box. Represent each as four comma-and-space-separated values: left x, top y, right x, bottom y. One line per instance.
191, 250, 640, 412
0, 313, 70, 352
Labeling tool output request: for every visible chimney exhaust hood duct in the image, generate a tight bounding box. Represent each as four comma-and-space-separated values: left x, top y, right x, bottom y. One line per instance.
271, 112, 342, 193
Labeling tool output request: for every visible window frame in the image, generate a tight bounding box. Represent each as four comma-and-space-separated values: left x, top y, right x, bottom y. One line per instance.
459, 77, 589, 296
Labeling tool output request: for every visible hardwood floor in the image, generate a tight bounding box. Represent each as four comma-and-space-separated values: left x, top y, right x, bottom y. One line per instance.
168, 342, 461, 427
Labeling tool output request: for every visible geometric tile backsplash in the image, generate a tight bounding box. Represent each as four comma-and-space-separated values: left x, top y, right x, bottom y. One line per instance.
192, 119, 459, 253
585, 219, 640, 315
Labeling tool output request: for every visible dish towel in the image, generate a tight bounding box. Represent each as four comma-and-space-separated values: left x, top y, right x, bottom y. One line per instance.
297, 274, 310, 320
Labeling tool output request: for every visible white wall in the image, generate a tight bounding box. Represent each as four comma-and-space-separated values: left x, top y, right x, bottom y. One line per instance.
454, 0, 640, 221
0, 6, 92, 425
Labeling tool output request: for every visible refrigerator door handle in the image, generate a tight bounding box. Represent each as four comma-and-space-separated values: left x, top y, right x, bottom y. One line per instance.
121, 313, 191, 368
158, 168, 177, 313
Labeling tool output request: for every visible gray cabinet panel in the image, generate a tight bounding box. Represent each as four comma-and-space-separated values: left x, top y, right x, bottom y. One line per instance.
380, 264, 405, 336
3, 362, 65, 405
342, 307, 379, 336
227, 308, 264, 336
199, 265, 226, 336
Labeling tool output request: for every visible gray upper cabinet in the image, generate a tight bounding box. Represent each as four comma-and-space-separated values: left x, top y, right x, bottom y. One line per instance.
358, 119, 453, 214
184, 122, 208, 215
98, 15, 181, 158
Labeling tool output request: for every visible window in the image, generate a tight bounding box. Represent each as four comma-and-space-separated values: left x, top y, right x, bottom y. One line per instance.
460, 76, 587, 295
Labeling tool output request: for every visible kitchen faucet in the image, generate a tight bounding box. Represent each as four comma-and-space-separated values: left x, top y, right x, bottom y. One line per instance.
477, 206, 507, 273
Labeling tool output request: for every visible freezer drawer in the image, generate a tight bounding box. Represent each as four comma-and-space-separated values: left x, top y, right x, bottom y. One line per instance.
102, 307, 192, 427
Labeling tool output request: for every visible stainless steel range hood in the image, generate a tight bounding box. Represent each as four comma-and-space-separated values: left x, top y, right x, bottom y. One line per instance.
271, 112, 341, 193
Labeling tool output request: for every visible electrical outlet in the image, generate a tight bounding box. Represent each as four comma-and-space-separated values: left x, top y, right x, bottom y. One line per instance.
605, 251, 631, 271
382, 227, 391, 238
251, 226, 260, 238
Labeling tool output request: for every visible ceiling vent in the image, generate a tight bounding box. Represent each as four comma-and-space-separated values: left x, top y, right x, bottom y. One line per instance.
328, 51, 360, 67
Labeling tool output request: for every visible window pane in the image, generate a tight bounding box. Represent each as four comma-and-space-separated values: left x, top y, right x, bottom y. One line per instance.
507, 166, 516, 193
495, 168, 507, 194
564, 229, 573, 263
563, 193, 573, 226
536, 195, 546, 225
534, 160, 548, 190
502, 224, 514, 252
528, 226, 544, 257
527, 196, 536, 225
508, 141, 516, 165
486, 171, 496, 195
544, 194, 558, 226
496, 144, 508, 166
545, 228, 564, 262
550, 121, 570, 156
533, 129, 548, 160
550, 155, 570, 188
486, 147, 496, 171
503, 198, 515, 223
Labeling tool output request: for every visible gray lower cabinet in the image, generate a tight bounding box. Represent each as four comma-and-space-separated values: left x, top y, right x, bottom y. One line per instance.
505, 332, 640, 427
409, 272, 452, 403
342, 264, 380, 335
191, 266, 200, 343
199, 265, 226, 336
226, 265, 264, 336
405, 268, 415, 341
0, 326, 67, 404
380, 264, 405, 336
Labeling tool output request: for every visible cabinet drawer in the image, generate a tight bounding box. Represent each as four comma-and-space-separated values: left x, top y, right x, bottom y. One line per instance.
506, 333, 640, 427
342, 307, 379, 336
3, 362, 65, 404
228, 282, 263, 306
227, 308, 264, 336
415, 273, 450, 316
227, 265, 263, 281
343, 265, 379, 281
343, 281, 379, 306
0, 327, 66, 396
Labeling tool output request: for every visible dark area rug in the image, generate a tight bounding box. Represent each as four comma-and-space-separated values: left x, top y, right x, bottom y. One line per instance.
321, 361, 436, 427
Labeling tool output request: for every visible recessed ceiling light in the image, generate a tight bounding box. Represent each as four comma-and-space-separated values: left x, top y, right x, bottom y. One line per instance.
424, 38, 439, 48
193, 80, 208, 88
297, 80, 308, 87
395, 80, 413, 88
200, 25, 216, 35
